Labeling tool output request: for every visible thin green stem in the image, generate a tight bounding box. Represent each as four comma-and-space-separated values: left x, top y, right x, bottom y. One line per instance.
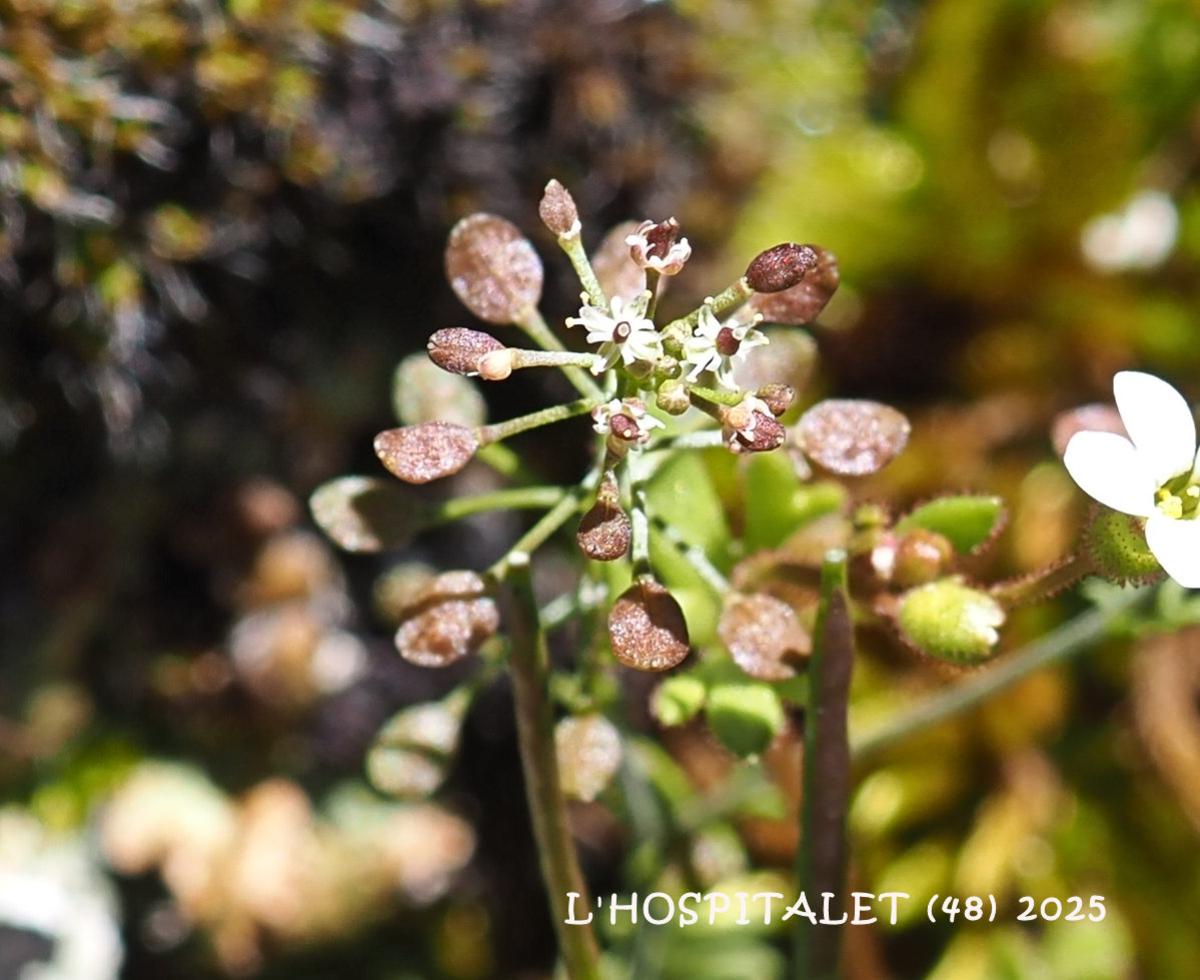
479, 397, 598, 445
644, 268, 662, 321
510, 349, 605, 372
503, 556, 602, 980
486, 484, 593, 582
851, 586, 1152, 761
661, 277, 752, 349
649, 518, 729, 594
628, 454, 651, 577
687, 383, 744, 407
475, 442, 539, 483
559, 234, 608, 312
795, 550, 854, 980
989, 552, 1093, 608
516, 308, 605, 401
433, 486, 569, 522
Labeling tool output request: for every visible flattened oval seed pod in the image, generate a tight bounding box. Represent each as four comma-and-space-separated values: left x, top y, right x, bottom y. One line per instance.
718, 593, 810, 681
394, 570, 499, 667
309, 476, 421, 553
796, 400, 910, 476
608, 580, 690, 671
555, 713, 622, 802
445, 213, 543, 324
427, 328, 505, 376
374, 422, 479, 484
744, 242, 818, 293
748, 246, 839, 323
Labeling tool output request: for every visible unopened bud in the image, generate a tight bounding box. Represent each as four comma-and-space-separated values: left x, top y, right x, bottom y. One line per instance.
478, 348, 514, 380
608, 579, 690, 671
656, 379, 691, 415
427, 328, 505, 376
748, 246, 839, 323
538, 179, 580, 237
893, 529, 955, 587
796, 399, 910, 476
744, 243, 819, 293
395, 571, 499, 667
755, 383, 795, 417
375, 422, 479, 484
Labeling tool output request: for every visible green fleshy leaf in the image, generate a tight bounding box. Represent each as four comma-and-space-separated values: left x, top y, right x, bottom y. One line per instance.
647, 452, 730, 560
896, 494, 1006, 554
743, 451, 847, 551
706, 682, 786, 757
651, 674, 707, 727
896, 577, 1005, 664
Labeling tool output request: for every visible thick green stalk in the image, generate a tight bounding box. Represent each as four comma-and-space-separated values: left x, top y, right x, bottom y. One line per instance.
487, 488, 588, 582
479, 397, 598, 445
503, 556, 602, 980
795, 551, 854, 980
516, 308, 605, 401
852, 586, 1151, 761
557, 234, 609, 313
988, 552, 1093, 608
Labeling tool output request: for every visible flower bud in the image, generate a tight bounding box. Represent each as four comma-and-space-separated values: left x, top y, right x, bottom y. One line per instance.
1083, 509, 1164, 586
796, 399, 910, 476
744, 242, 819, 293
747, 246, 839, 323
627, 218, 692, 275
896, 578, 1004, 664
445, 213, 543, 324
577, 473, 631, 561
427, 328, 505, 376
655, 379, 691, 415
718, 593, 810, 681
477, 348, 514, 380
608, 579, 690, 671
394, 570, 499, 667
755, 383, 795, 417
538, 179, 580, 237
723, 398, 787, 454
555, 713, 622, 802
892, 529, 956, 587
375, 422, 479, 484
309, 476, 422, 553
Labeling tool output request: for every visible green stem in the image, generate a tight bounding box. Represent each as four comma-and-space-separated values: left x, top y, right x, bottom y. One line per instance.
644, 268, 661, 321
434, 486, 569, 522
687, 383, 744, 407
503, 556, 602, 980
511, 349, 604, 372
851, 586, 1152, 761
627, 454, 651, 578
649, 518, 729, 594
479, 397, 598, 445
989, 552, 1092, 608
487, 488, 588, 581
516, 308, 606, 401
475, 442, 539, 483
661, 278, 752, 346
795, 550, 854, 980
559, 234, 609, 312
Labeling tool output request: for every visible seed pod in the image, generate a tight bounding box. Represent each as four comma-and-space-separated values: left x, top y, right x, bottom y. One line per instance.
892, 529, 956, 588
718, 593, 811, 681
748, 246, 839, 323
375, 422, 479, 484
744, 242, 819, 293
538, 179, 580, 237
393, 354, 486, 428
427, 328, 505, 376
796, 399, 910, 476
724, 401, 787, 454
445, 213, 543, 324
555, 713, 622, 802
1083, 509, 1164, 586
394, 571, 499, 667
577, 473, 631, 561
608, 579, 690, 671
309, 476, 423, 553
896, 578, 1004, 664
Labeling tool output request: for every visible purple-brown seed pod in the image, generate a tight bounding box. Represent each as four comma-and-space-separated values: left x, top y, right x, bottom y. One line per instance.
445, 213, 543, 324
718, 593, 811, 681
394, 570, 499, 667
724, 401, 787, 454
795, 400, 910, 476
374, 422, 480, 484
744, 242, 819, 293
748, 246, 839, 323
607, 580, 690, 671
756, 384, 796, 417
538, 179, 580, 237
577, 473, 631, 561
427, 328, 505, 376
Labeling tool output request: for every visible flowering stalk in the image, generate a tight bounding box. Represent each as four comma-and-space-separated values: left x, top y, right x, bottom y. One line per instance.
515, 308, 605, 400
478, 397, 599, 445
487, 487, 590, 582
795, 551, 854, 980
434, 485, 570, 522
503, 555, 602, 980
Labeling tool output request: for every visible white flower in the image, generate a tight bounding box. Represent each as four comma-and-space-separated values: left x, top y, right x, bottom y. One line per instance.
566, 294, 662, 374
626, 218, 692, 275
682, 305, 769, 386
591, 398, 664, 446
1063, 370, 1200, 587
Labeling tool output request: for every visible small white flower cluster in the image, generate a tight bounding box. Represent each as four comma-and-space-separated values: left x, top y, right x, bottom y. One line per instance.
591, 397, 664, 446
567, 293, 662, 375
683, 304, 768, 386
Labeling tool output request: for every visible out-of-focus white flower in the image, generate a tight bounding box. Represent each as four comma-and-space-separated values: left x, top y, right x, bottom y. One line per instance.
1081, 190, 1178, 272
591, 398, 664, 446
1064, 370, 1200, 587
566, 293, 662, 373
0, 809, 124, 980
682, 305, 768, 386
625, 218, 692, 275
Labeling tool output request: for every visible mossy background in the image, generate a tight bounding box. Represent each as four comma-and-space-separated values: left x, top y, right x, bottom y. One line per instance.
2, 0, 1200, 977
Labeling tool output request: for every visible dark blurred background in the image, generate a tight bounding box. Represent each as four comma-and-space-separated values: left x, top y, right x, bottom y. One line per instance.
3, 1, 1200, 977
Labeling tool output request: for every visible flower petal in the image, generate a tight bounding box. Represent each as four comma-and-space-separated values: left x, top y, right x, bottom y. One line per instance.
1063, 431, 1155, 516
1113, 371, 1196, 483
1145, 513, 1200, 588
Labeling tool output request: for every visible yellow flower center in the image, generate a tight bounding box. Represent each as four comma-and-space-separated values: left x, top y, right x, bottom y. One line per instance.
1156, 471, 1200, 520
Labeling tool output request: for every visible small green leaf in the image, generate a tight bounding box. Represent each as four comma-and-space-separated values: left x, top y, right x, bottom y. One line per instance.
651, 674, 707, 726
896, 495, 1006, 554
896, 578, 1005, 664
743, 451, 847, 551
706, 682, 786, 757
647, 452, 730, 559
